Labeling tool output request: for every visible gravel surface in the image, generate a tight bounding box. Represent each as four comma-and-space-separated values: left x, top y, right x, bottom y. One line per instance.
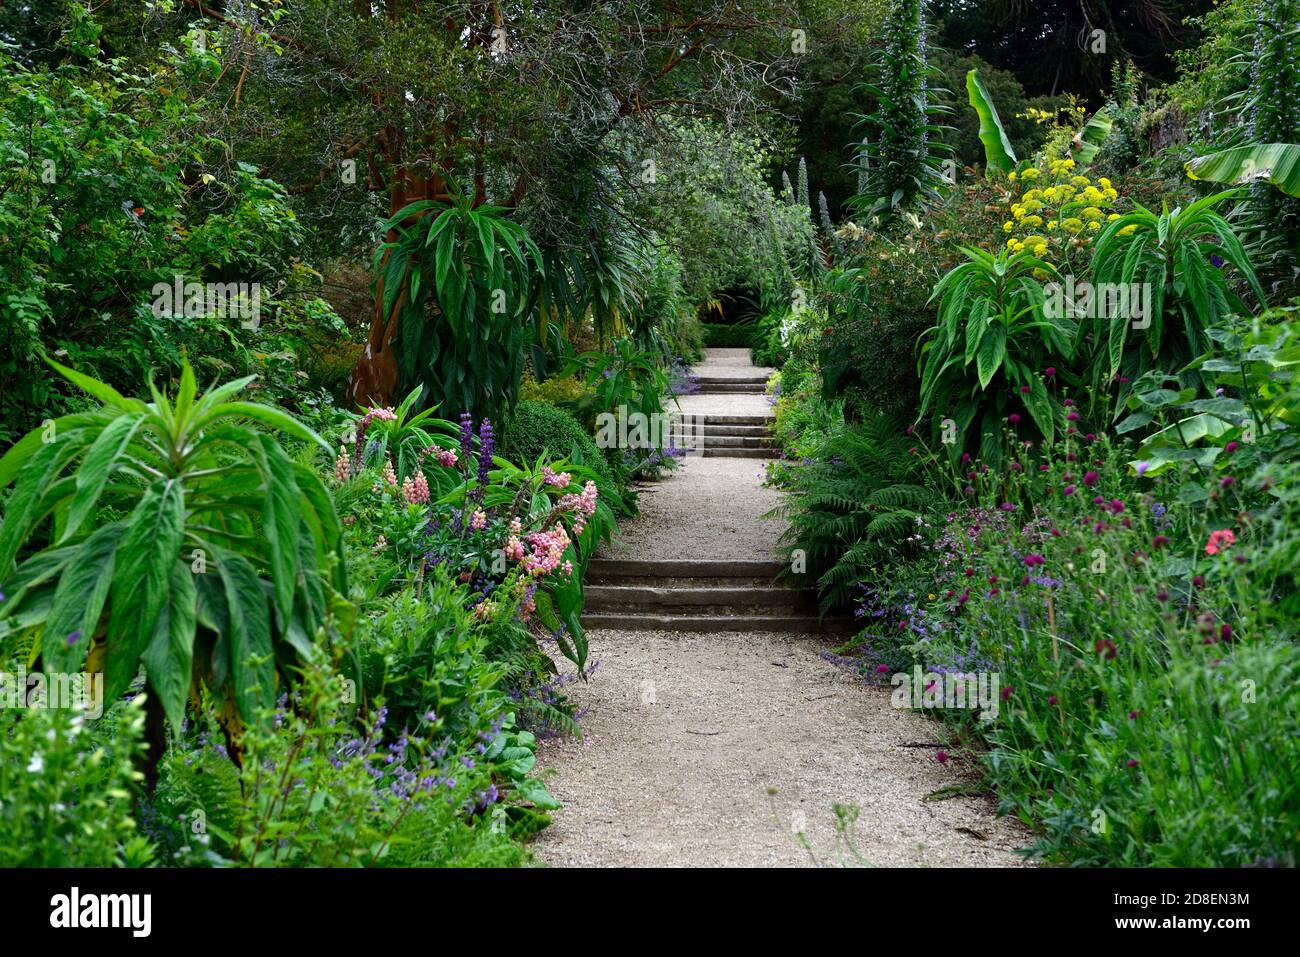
534, 347, 1032, 867
533, 629, 1031, 867
673, 391, 775, 418
689, 347, 776, 379
602, 457, 785, 560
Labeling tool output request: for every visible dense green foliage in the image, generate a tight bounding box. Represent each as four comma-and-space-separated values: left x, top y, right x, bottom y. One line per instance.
0, 361, 344, 737
501, 401, 617, 501
765, 0, 1300, 869
2, 0, 1297, 874
375, 197, 542, 423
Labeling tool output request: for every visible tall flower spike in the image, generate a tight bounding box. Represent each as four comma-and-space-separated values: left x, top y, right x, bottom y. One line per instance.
476, 418, 494, 496
459, 412, 474, 466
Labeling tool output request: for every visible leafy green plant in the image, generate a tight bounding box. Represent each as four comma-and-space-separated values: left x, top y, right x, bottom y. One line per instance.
358, 576, 504, 742
851, 0, 951, 220
768, 414, 937, 614
569, 338, 671, 431
1126, 309, 1300, 487
0, 695, 152, 867
346, 385, 459, 484
1071, 108, 1114, 167
918, 246, 1069, 462
966, 68, 1017, 175
1088, 191, 1266, 397
0, 360, 346, 737
376, 194, 543, 424
1186, 143, 1300, 197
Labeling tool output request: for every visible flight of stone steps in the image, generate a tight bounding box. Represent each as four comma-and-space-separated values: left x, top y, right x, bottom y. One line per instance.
580, 354, 855, 634
581, 559, 856, 633
698, 414, 777, 458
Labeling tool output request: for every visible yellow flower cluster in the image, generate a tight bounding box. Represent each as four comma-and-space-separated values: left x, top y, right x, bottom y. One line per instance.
1002, 159, 1122, 258
1015, 105, 1089, 126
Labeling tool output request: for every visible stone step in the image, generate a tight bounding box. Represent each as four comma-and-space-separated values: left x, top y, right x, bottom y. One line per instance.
695, 375, 769, 384
702, 447, 777, 458
697, 424, 772, 437
587, 574, 783, 589
698, 435, 773, 448
580, 612, 858, 634
587, 558, 786, 580
702, 414, 774, 426
584, 584, 813, 611
695, 383, 766, 393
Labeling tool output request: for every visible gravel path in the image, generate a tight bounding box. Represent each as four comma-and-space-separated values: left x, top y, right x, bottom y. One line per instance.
533, 348, 1031, 867
534, 630, 1030, 867
601, 457, 784, 560
689, 346, 775, 379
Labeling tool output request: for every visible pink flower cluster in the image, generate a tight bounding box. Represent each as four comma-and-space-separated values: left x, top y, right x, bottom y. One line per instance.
1205, 529, 1236, 555
470, 509, 487, 531
351, 406, 397, 475
520, 525, 572, 577
557, 480, 599, 534
334, 445, 350, 484
542, 466, 572, 488
402, 470, 430, 504
423, 445, 458, 469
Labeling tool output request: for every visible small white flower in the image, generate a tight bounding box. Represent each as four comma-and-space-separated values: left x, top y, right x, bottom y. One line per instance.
27, 753, 44, 773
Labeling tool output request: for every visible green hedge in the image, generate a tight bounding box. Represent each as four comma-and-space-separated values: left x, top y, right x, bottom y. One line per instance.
701, 323, 754, 348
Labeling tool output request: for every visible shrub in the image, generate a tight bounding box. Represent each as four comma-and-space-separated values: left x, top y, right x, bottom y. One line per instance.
0, 696, 153, 867
750, 307, 790, 368
500, 400, 616, 495
767, 412, 937, 613
520, 372, 595, 429
819, 203, 996, 422
702, 323, 754, 348
0, 360, 346, 744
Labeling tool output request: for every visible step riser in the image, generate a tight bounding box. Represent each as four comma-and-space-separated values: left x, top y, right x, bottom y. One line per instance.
581, 614, 857, 633
586, 576, 782, 588
584, 586, 813, 610
695, 436, 773, 448
702, 448, 777, 458
694, 378, 769, 386
702, 415, 774, 426
698, 425, 772, 437
696, 385, 766, 393
587, 559, 785, 578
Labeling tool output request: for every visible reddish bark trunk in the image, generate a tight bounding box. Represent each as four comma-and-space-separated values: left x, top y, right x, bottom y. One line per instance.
346, 169, 449, 409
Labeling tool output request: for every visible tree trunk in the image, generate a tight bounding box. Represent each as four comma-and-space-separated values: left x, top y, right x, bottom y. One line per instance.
346, 168, 449, 410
